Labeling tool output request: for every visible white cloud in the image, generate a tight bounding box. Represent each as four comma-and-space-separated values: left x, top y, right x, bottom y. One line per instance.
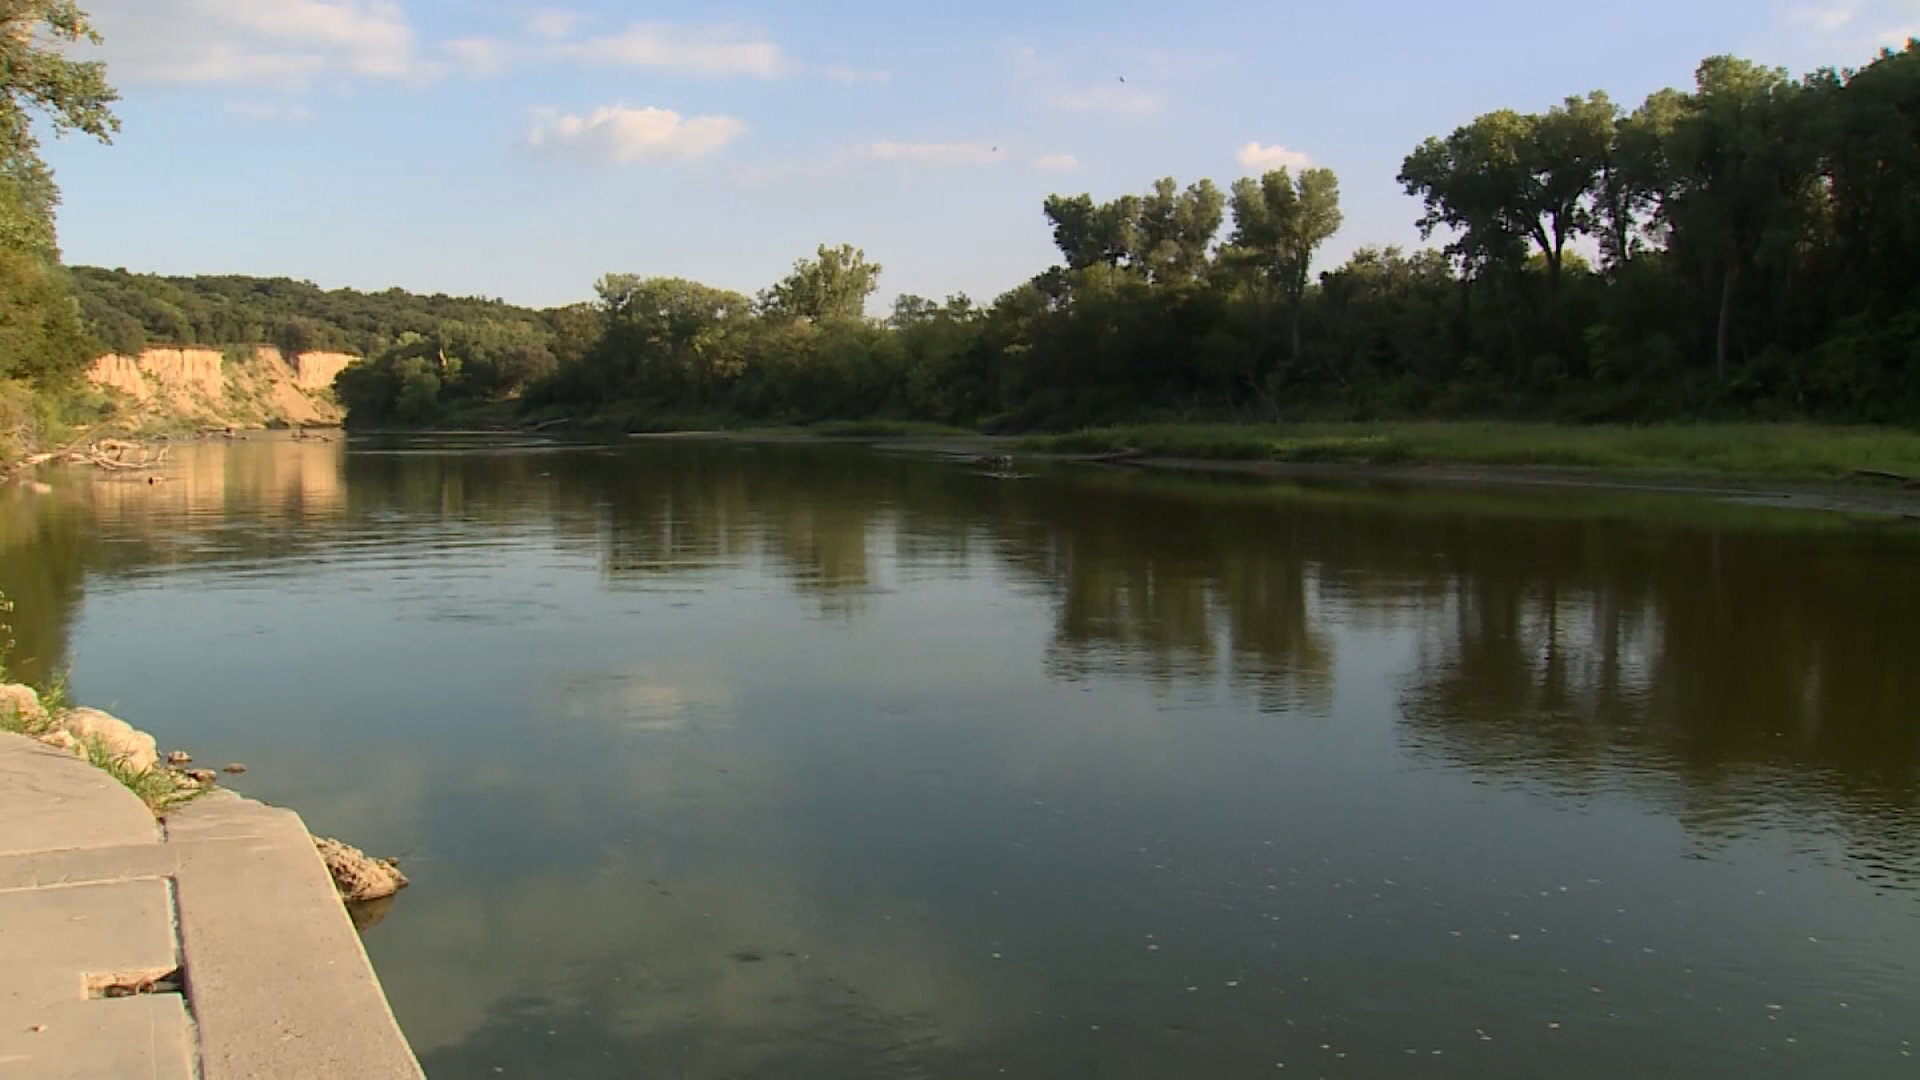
864, 142, 1002, 166
1788, 2, 1858, 31
563, 23, 787, 78
1050, 84, 1163, 116
826, 66, 893, 85
1007, 39, 1062, 78
1033, 152, 1079, 173
224, 101, 313, 122
1237, 142, 1312, 172
1780, 1, 1920, 46
443, 37, 507, 75
526, 7, 586, 39
526, 105, 745, 164
84, 0, 428, 85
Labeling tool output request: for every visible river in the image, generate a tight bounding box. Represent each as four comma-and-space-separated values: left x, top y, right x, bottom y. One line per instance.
3, 436, 1917, 1078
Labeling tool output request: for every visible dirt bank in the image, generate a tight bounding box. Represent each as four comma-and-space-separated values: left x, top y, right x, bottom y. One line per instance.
87, 347, 352, 431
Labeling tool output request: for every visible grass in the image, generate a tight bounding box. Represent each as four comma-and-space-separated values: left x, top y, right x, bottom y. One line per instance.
803, 419, 977, 439
0, 627, 202, 815
1020, 421, 1920, 480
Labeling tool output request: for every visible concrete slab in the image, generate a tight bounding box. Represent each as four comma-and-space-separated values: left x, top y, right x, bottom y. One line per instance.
0, 879, 192, 1080
0, 996, 196, 1080
0, 736, 424, 1079
170, 793, 424, 1080
0, 878, 179, 1003
0, 843, 176, 895
0, 737, 158, 856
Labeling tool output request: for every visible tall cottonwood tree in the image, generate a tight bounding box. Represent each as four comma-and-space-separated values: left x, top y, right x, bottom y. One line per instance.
759, 244, 882, 323
1226, 167, 1344, 369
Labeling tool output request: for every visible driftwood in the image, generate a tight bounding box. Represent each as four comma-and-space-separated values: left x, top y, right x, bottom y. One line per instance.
5, 425, 113, 482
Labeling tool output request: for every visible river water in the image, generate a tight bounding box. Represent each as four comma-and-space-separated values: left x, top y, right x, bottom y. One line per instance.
3, 436, 1917, 1078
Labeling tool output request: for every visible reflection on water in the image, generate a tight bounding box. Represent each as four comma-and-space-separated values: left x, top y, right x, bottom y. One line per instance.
3, 437, 1919, 1079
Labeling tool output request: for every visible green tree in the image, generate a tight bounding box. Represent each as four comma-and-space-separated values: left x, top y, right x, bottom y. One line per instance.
0, 245, 93, 384
1639, 57, 1814, 380
274, 316, 318, 361
760, 244, 882, 322
1043, 193, 1145, 270
2, 1, 119, 257
1137, 178, 1226, 284
596, 275, 753, 402
1226, 167, 1344, 369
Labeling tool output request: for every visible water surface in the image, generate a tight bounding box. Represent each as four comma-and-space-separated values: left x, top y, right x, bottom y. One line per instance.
4, 437, 1918, 1078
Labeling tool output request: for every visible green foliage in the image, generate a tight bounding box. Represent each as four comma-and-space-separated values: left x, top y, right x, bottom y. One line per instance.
2, 1, 119, 260
0, 245, 95, 386
69, 268, 552, 356
759, 244, 882, 323
0, 2, 117, 407
297, 43, 1920, 433
1022, 422, 1920, 477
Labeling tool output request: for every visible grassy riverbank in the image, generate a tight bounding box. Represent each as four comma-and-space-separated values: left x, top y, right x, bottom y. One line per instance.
1020, 422, 1920, 481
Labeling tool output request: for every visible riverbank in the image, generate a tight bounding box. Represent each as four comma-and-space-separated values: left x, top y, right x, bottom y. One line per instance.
1017, 421, 1920, 480
614, 420, 1920, 518
0, 732, 424, 1079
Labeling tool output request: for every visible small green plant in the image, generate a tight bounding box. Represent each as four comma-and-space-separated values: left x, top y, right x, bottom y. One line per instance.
0, 589, 200, 813
79, 734, 204, 812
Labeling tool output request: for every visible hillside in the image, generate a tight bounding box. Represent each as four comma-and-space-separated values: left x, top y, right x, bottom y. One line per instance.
68, 267, 556, 359
87, 346, 350, 430
63, 269, 573, 431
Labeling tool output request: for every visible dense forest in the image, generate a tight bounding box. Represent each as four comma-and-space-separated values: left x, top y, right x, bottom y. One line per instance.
330, 43, 1920, 429
68, 269, 553, 362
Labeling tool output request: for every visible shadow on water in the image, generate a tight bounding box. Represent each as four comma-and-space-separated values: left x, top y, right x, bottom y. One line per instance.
3, 435, 1918, 1078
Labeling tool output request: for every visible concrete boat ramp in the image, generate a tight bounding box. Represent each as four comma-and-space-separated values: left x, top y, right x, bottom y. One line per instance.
0, 733, 422, 1078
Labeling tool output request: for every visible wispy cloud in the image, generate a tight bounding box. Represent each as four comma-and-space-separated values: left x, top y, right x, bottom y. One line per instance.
826, 66, 893, 85
443, 37, 508, 75
1780, 1, 1920, 46
526, 7, 587, 39
224, 101, 313, 122
864, 141, 1003, 166
1034, 152, 1080, 173
562, 23, 788, 78
1787, 2, 1858, 31
1007, 39, 1062, 79
84, 0, 429, 85
1237, 142, 1311, 172
1010, 41, 1166, 117
526, 105, 746, 164
1051, 84, 1163, 116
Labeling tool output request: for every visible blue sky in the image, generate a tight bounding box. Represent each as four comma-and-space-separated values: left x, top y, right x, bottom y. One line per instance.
40, 0, 1920, 310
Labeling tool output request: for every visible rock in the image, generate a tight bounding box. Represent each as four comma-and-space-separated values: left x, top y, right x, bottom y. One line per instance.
166, 750, 192, 766
314, 836, 409, 903
223, 762, 247, 774
36, 730, 86, 759
54, 708, 158, 773
346, 895, 396, 933
0, 684, 49, 731
186, 769, 217, 784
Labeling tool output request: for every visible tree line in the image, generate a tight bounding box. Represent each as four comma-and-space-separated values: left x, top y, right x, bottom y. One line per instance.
10, 6, 1919, 431
69, 268, 556, 363
375, 42, 1911, 429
